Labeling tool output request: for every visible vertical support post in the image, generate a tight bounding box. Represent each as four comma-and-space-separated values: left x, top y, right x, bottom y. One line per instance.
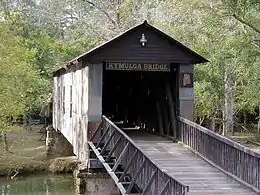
154, 170, 159, 195
88, 63, 103, 140
166, 82, 177, 138
156, 101, 164, 135
162, 101, 170, 136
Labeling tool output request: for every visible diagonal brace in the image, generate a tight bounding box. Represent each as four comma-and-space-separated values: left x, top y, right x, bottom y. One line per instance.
106, 135, 122, 162
90, 120, 103, 142
141, 170, 157, 195
119, 150, 138, 182
126, 159, 146, 193
112, 142, 130, 172
96, 124, 110, 148
159, 179, 170, 195
100, 129, 115, 155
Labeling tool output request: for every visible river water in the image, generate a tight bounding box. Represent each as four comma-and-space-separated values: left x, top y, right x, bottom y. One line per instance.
0, 174, 75, 195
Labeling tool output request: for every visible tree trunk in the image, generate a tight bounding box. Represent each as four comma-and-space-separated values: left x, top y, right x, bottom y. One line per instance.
1, 132, 8, 152
257, 104, 260, 134
0, 0, 11, 17
28, 115, 32, 131
243, 112, 247, 128
211, 103, 216, 132
223, 63, 234, 137
23, 114, 27, 130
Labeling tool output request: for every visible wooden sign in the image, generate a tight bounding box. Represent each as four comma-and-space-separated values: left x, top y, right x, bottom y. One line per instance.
180, 73, 193, 87
106, 62, 170, 72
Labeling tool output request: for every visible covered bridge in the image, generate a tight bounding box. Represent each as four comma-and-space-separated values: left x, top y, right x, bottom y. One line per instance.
52, 21, 260, 195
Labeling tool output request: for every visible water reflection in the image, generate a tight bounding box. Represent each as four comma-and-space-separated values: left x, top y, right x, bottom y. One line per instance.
0, 174, 75, 195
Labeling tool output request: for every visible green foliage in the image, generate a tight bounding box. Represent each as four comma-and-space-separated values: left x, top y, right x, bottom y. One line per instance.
0, 0, 259, 134
0, 12, 51, 131
156, 0, 260, 125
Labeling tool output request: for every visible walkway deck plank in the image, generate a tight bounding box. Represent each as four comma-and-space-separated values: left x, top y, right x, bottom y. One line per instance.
126, 131, 257, 195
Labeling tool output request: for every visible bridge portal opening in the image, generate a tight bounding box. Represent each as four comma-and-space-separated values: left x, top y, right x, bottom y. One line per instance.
102, 63, 179, 137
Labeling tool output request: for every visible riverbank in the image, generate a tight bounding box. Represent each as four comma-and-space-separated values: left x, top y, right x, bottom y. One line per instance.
0, 125, 79, 178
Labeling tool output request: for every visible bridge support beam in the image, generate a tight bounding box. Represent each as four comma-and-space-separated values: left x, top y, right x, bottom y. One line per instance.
74, 164, 118, 195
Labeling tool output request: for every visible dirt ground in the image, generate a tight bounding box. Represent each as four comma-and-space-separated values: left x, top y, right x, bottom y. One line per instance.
232, 132, 260, 152
0, 125, 78, 178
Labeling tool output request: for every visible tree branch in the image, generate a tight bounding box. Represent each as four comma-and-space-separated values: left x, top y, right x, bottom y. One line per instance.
79, 19, 109, 42
0, 0, 10, 17
233, 14, 260, 34
83, 0, 117, 27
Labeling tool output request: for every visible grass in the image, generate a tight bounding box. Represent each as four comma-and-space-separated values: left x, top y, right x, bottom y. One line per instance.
0, 125, 78, 178
0, 125, 47, 176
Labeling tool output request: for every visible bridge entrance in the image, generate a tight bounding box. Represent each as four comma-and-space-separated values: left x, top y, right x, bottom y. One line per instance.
53, 21, 206, 142
102, 63, 179, 137
51, 21, 260, 195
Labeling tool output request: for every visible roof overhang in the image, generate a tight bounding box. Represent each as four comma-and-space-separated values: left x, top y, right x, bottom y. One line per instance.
53, 21, 209, 77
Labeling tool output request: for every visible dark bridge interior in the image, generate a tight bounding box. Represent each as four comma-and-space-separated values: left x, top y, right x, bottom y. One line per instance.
102, 65, 179, 138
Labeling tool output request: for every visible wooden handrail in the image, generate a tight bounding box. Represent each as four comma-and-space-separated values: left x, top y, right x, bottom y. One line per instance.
178, 116, 260, 191
178, 117, 260, 158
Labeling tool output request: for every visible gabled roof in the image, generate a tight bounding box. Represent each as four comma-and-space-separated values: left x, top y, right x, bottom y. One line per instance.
53, 20, 208, 76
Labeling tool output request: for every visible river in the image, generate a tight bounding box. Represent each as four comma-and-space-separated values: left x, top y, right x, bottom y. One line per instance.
0, 174, 75, 195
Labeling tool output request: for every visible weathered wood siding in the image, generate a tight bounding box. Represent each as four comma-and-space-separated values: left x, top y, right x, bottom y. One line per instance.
53, 63, 89, 161
179, 64, 194, 121
87, 63, 103, 139
53, 72, 73, 144
85, 26, 199, 64
81, 66, 89, 161
62, 73, 70, 142
53, 76, 58, 130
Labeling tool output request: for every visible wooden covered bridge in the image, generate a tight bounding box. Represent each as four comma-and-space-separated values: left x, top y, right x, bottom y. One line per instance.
52, 21, 260, 195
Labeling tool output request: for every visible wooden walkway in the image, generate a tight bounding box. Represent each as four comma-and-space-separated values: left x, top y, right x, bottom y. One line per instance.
126, 131, 257, 195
